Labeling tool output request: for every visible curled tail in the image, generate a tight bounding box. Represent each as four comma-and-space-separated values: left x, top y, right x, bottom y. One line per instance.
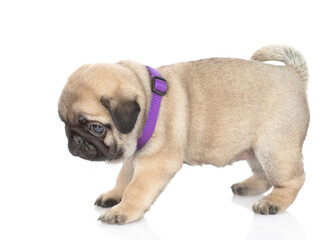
251, 45, 309, 84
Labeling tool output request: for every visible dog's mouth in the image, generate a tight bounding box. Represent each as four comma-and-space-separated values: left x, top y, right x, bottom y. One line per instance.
69, 134, 103, 161
68, 132, 123, 161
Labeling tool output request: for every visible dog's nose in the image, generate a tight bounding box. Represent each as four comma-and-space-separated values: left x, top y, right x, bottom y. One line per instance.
73, 135, 84, 144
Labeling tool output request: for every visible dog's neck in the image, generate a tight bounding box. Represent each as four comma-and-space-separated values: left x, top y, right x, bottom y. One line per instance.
136, 66, 167, 150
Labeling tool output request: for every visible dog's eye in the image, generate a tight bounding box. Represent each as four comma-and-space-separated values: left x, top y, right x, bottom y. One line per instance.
89, 124, 105, 136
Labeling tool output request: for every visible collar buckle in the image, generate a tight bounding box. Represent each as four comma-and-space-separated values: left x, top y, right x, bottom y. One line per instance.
152, 76, 167, 96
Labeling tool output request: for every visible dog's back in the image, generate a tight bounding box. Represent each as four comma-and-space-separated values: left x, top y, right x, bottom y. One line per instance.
158, 46, 309, 167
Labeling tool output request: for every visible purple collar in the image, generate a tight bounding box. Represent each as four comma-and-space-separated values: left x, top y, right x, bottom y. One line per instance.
137, 66, 167, 150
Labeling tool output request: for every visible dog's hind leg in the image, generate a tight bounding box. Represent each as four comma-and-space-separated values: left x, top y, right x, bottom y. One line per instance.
252, 140, 305, 214
232, 158, 272, 196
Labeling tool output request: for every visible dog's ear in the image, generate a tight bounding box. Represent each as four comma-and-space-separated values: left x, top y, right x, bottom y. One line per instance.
101, 97, 140, 134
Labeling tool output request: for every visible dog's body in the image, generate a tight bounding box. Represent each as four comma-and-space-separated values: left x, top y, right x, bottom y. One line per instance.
59, 45, 309, 224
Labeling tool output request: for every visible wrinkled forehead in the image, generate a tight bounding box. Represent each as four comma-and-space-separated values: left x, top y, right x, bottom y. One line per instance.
58, 89, 111, 125
58, 62, 137, 125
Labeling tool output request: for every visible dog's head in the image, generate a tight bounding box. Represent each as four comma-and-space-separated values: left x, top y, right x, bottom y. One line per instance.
58, 62, 148, 161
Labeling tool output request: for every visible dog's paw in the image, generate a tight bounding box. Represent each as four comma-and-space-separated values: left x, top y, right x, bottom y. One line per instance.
98, 204, 143, 225
231, 183, 249, 196
252, 200, 280, 215
95, 194, 121, 208
231, 175, 272, 196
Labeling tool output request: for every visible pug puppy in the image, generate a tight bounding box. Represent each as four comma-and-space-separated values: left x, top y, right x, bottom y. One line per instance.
58, 45, 309, 224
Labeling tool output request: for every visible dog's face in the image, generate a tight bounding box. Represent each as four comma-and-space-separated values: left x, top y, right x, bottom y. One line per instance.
58, 63, 144, 161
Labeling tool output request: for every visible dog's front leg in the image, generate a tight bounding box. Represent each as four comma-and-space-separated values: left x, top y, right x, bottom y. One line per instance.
95, 159, 134, 208
98, 151, 183, 224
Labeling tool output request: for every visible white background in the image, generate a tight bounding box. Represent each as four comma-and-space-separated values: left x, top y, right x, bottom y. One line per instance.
1, 0, 330, 239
